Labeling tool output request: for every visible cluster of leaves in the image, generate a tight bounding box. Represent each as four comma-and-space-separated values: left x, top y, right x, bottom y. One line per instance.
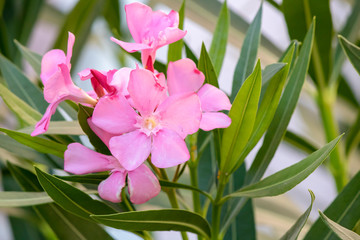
0, 0, 359, 240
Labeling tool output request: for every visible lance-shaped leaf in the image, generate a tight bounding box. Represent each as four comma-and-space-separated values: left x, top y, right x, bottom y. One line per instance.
319, 211, 360, 240
159, 180, 213, 201
198, 43, 219, 88
0, 191, 53, 207
167, 0, 185, 63
35, 167, 116, 221
209, 0, 229, 75
57, 173, 108, 185
19, 121, 84, 135
339, 35, 360, 75
280, 190, 315, 240
0, 128, 67, 158
231, 4, 262, 102
91, 209, 211, 239
304, 171, 360, 239
223, 135, 341, 199
221, 61, 262, 174
284, 130, 318, 154
184, 42, 198, 65
103, 0, 121, 37
0, 83, 42, 126
14, 39, 41, 75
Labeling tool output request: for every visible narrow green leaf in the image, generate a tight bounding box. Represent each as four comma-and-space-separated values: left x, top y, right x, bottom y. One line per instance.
0, 128, 67, 158
304, 171, 360, 239
231, 4, 262, 102
14, 39, 41, 75
198, 43, 219, 88
319, 211, 360, 240
103, 0, 121, 37
280, 190, 315, 240
0, 82, 42, 126
167, 0, 185, 63
225, 135, 341, 199
245, 20, 315, 185
91, 209, 212, 238
159, 180, 213, 201
184, 42, 198, 65
56, 173, 108, 185
221, 61, 262, 174
209, 0, 229, 75
35, 167, 116, 221
284, 130, 318, 154
0, 191, 53, 207
19, 121, 84, 135
339, 35, 360, 75
262, 62, 287, 87
346, 109, 360, 154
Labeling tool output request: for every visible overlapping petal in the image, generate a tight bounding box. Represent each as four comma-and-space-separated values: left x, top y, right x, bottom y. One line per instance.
98, 171, 127, 203
200, 112, 231, 131
197, 83, 231, 112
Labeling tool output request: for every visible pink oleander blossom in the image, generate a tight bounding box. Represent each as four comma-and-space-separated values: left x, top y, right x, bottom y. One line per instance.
111, 2, 186, 69
167, 58, 232, 131
92, 68, 201, 171
31, 32, 97, 136
64, 143, 160, 204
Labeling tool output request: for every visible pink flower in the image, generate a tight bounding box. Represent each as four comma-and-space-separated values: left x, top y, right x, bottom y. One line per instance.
64, 143, 160, 204
32, 32, 97, 136
92, 68, 201, 171
167, 58, 232, 131
111, 2, 186, 69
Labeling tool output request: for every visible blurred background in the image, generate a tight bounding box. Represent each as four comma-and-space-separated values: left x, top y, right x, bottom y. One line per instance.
0, 0, 359, 239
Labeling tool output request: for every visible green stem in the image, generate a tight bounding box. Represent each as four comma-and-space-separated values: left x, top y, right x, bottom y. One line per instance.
211, 180, 227, 240
189, 166, 201, 215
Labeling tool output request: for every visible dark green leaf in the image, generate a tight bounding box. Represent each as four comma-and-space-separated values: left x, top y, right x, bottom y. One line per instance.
167, 0, 185, 63
0, 128, 67, 158
56, 172, 108, 185
209, 0, 229, 75
198, 43, 219, 88
159, 180, 213, 201
14, 39, 41, 75
92, 209, 211, 238
231, 4, 262, 102
346, 109, 360, 154
280, 190, 315, 240
284, 130, 318, 154
184, 42, 198, 65
319, 211, 360, 240
339, 35, 360, 75
103, 0, 121, 37
304, 171, 360, 239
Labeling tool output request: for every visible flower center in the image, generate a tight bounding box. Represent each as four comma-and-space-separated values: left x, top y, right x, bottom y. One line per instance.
144, 117, 157, 130
137, 114, 161, 136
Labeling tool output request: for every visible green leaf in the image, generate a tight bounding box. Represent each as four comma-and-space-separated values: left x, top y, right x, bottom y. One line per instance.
56, 173, 108, 185
91, 209, 212, 238
159, 180, 213, 201
167, 0, 185, 63
14, 39, 41, 75
221, 60, 262, 174
304, 171, 360, 239
103, 0, 121, 37
0, 82, 42, 126
245, 20, 315, 185
339, 35, 360, 75
184, 42, 198, 65
224, 135, 341, 199
209, 0, 229, 75
78, 105, 111, 155
346, 109, 360, 154
261, 62, 287, 87
0, 191, 53, 207
280, 190, 315, 240
19, 121, 84, 135
53, 0, 106, 67
231, 4, 262, 102
319, 211, 360, 240
0, 128, 67, 158
284, 130, 318, 154
198, 43, 219, 88
35, 167, 116, 221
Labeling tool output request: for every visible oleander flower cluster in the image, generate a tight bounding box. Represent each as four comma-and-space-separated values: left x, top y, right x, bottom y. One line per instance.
32, 2, 231, 204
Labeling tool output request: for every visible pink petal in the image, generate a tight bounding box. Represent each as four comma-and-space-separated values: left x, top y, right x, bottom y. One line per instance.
98, 171, 127, 203
127, 164, 160, 204
87, 117, 116, 147
109, 130, 151, 171
92, 94, 138, 135
167, 58, 204, 95
141, 49, 156, 68
200, 112, 231, 131
125, 2, 152, 43
78, 68, 92, 80
156, 93, 201, 138
151, 128, 190, 168
157, 28, 186, 48
108, 68, 132, 96
197, 84, 231, 111
110, 37, 151, 52
40, 49, 66, 84
128, 68, 165, 116
66, 32, 75, 68
64, 143, 116, 174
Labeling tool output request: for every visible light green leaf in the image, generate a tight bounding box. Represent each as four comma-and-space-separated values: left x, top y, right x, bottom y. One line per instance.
339, 35, 360, 75
14, 39, 42, 75
221, 61, 262, 174
198, 43, 219, 88
319, 211, 360, 240
19, 121, 84, 135
209, 0, 229, 75
280, 190, 315, 240
261, 62, 287, 87
224, 135, 341, 199
167, 0, 185, 63
0, 128, 67, 158
91, 209, 211, 238
35, 167, 116, 221
231, 4, 262, 102
0, 191, 53, 207
0, 82, 42, 126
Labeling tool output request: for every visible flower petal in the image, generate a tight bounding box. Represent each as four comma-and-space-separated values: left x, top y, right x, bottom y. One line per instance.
157, 93, 201, 138
92, 94, 138, 135
64, 143, 116, 174
87, 117, 115, 147
125, 2, 152, 43
66, 32, 75, 68
109, 130, 151, 171
128, 68, 165, 116
197, 84, 231, 111
110, 37, 151, 52
127, 164, 160, 204
200, 112, 231, 131
108, 67, 132, 96
98, 171, 126, 203
40, 49, 66, 84
167, 58, 204, 95
151, 128, 190, 168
